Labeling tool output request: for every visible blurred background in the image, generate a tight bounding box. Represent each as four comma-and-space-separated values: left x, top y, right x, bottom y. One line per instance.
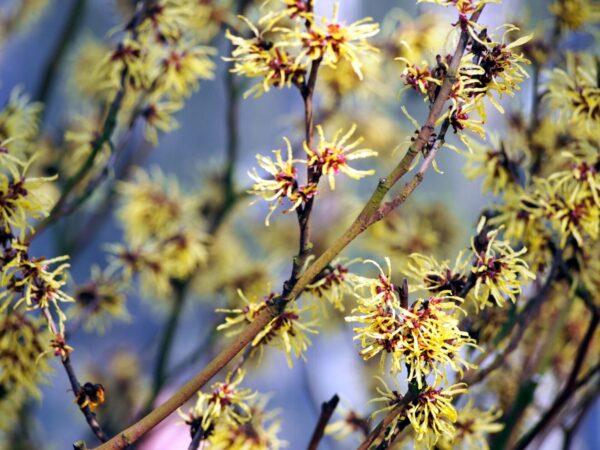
0, 0, 598, 449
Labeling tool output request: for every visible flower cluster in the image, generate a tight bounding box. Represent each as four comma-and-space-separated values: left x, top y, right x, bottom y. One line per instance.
226, 1, 379, 98
249, 126, 376, 225
470, 223, 535, 308
371, 378, 469, 447
180, 371, 284, 449
217, 290, 318, 367
109, 167, 208, 300
346, 259, 476, 387
546, 53, 600, 139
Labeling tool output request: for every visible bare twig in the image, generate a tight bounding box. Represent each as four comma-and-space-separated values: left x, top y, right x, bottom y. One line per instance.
42, 307, 108, 443
307, 394, 340, 450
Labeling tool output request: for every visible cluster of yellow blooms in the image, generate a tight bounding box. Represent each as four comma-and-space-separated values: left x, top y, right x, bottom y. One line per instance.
0, 89, 73, 429
179, 369, 284, 449
227, 1, 379, 97
217, 290, 317, 367
249, 125, 377, 225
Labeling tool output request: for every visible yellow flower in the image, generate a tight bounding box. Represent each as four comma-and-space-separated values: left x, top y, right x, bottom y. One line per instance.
72, 265, 130, 333
417, 0, 500, 16
182, 369, 256, 430
306, 258, 357, 311
140, 99, 182, 144
297, 3, 379, 79
348, 259, 475, 386
248, 138, 315, 225
405, 383, 468, 447
226, 18, 307, 98
0, 312, 53, 399
156, 44, 216, 98
405, 253, 469, 297
546, 53, 600, 138
549, 0, 600, 30
471, 224, 535, 308
0, 164, 55, 237
0, 87, 42, 156
305, 124, 377, 190
437, 400, 504, 450
458, 27, 532, 115
1, 254, 74, 320
116, 167, 191, 244
208, 395, 286, 450
218, 290, 318, 367
462, 134, 524, 195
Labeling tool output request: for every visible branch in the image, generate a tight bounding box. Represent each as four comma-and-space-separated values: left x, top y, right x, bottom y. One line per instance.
307, 394, 340, 450
511, 311, 599, 450
30, 1, 150, 241
35, 0, 86, 110
92, 9, 484, 450
357, 388, 420, 450
42, 307, 108, 443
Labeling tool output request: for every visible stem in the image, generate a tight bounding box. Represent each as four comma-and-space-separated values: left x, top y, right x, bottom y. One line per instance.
188, 427, 206, 450
357, 388, 420, 450
92, 10, 484, 450
140, 281, 188, 416
35, 0, 86, 112
307, 394, 340, 450
42, 307, 108, 443
511, 312, 599, 450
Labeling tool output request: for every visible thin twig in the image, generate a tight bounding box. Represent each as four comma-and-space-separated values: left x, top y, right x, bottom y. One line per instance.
511, 312, 599, 450
35, 0, 86, 111
42, 307, 108, 443
357, 388, 420, 450
307, 394, 340, 450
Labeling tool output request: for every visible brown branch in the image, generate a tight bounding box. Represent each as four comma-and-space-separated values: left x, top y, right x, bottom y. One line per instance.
463, 245, 562, 386
357, 388, 420, 450
511, 311, 599, 450
307, 394, 340, 450
42, 307, 108, 443
91, 9, 484, 450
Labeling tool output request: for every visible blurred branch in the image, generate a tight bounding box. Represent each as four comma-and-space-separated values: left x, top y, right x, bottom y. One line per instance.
512, 311, 599, 450
35, 0, 86, 113
307, 394, 340, 450
29, 2, 150, 242
92, 9, 484, 450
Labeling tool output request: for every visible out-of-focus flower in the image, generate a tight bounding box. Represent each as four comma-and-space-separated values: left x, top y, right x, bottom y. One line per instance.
306, 258, 357, 311
208, 395, 286, 450
72, 266, 130, 333
156, 44, 216, 98
437, 400, 504, 449
140, 99, 182, 144
549, 0, 600, 30
546, 53, 600, 138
